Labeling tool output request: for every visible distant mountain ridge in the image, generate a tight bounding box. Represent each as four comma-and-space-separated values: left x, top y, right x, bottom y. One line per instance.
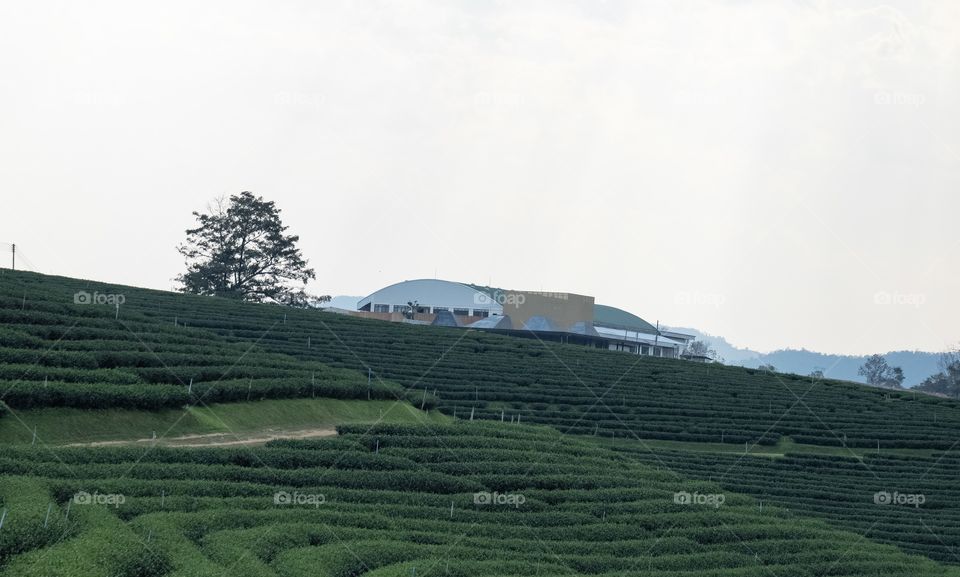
669, 327, 943, 388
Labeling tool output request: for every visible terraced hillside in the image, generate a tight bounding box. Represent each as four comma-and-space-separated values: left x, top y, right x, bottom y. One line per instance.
0, 272, 431, 413
3, 270, 956, 449
3, 270, 960, 571
2, 423, 957, 577
617, 444, 960, 565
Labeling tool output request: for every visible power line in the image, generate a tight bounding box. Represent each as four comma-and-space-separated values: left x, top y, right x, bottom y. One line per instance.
0, 242, 40, 272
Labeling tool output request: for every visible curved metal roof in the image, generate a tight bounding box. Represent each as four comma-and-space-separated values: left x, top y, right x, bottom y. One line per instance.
357, 279, 504, 314
593, 304, 658, 334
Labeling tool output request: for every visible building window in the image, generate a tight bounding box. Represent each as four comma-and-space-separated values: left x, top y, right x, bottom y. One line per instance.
453, 308, 470, 316
373, 304, 390, 313
392, 304, 407, 313
612, 342, 636, 353
432, 307, 448, 313
472, 309, 489, 317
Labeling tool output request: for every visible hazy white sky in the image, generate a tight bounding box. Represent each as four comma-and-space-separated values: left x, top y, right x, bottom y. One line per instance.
1, 0, 958, 355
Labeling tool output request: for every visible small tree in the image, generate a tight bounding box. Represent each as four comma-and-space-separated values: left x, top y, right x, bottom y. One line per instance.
401, 300, 419, 320
809, 368, 825, 380
859, 355, 888, 385
888, 366, 905, 388
685, 339, 716, 360
858, 354, 905, 389
758, 363, 777, 373
917, 347, 960, 398
938, 348, 960, 381
177, 192, 324, 306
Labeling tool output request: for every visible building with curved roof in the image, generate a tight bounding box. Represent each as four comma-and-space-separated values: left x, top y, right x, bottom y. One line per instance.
357, 279, 503, 318
593, 304, 659, 333
352, 278, 696, 359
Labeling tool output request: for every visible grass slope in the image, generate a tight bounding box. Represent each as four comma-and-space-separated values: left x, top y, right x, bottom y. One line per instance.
0, 398, 448, 445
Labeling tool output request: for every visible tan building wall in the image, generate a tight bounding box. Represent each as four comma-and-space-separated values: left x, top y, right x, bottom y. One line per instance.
503, 291, 594, 331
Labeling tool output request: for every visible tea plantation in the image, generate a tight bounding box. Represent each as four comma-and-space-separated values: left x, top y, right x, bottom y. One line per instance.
3, 269, 960, 574
616, 443, 960, 565
2, 270, 958, 449
0, 272, 431, 412
3, 423, 958, 577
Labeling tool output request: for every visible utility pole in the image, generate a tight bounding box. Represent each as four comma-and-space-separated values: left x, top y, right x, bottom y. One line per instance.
654, 320, 660, 356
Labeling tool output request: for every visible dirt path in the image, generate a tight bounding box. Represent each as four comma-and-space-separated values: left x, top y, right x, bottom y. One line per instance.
65, 427, 337, 448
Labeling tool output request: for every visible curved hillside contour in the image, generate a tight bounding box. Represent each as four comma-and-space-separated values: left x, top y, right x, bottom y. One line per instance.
2, 423, 957, 577
3, 271, 960, 569
2, 270, 959, 449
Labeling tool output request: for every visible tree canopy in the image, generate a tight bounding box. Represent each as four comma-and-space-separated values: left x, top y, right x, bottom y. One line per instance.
685, 339, 717, 360
916, 348, 960, 398
176, 191, 323, 306
858, 354, 905, 389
